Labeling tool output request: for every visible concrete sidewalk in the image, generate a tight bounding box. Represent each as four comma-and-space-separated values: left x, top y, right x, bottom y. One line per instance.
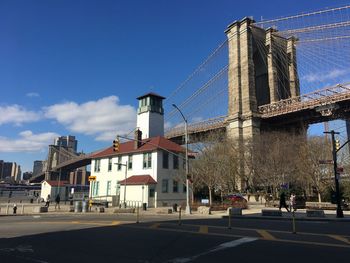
1, 202, 350, 222
218, 204, 350, 221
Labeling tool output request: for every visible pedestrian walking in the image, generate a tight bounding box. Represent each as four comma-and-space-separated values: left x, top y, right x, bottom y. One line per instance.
55, 194, 61, 210
290, 193, 296, 212
13, 203, 17, 214
45, 194, 51, 208
279, 191, 290, 212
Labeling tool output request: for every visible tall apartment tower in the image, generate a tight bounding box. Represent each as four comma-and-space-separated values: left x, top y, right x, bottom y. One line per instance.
54, 135, 78, 152
136, 93, 165, 139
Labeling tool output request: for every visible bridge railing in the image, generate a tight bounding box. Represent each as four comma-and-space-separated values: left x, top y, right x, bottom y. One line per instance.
258, 82, 350, 117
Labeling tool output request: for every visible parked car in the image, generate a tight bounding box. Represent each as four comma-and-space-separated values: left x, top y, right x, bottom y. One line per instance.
224, 194, 248, 209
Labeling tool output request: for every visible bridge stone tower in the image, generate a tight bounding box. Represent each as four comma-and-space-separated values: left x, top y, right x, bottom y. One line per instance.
225, 17, 300, 140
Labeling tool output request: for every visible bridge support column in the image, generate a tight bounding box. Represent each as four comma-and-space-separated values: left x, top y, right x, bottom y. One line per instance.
226, 17, 260, 141
287, 37, 300, 97
266, 28, 279, 103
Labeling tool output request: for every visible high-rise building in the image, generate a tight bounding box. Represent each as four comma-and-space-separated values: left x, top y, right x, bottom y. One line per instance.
23, 171, 33, 180
0, 160, 4, 180
33, 160, 47, 177
54, 135, 78, 152
2, 162, 21, 182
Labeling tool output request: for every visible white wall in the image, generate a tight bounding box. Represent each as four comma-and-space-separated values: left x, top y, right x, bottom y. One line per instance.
90, 148, 187, 207
41, 182, 51, 200
136, 111, 164, 139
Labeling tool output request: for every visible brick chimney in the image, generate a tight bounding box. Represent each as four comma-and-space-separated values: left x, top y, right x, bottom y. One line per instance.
134, 129, 142, 149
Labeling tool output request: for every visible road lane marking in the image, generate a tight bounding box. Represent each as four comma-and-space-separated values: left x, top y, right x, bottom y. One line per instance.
169, 237, 257, 263
329, 235, 350, 244
126, 224, 350, 249
256, 230, 276, 240
150, 223, 161, 229
198, 225, 208, 234
160, 222, 350, 239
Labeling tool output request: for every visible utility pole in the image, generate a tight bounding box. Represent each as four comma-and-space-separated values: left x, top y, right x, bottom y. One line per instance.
324, 130, 344, 218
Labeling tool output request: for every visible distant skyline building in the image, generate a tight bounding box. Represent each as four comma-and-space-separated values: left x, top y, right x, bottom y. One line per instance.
54, 135, 78, 152
23, 171, 33, 181
33, 160, 47, 177
0, 160, 4, 180
1, 162, 21, 182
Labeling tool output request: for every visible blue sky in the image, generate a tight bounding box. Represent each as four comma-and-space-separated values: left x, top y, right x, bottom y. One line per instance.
1, 0, 349, 173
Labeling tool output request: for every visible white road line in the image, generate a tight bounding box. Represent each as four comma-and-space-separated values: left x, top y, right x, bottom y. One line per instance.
169, 237, 257, 263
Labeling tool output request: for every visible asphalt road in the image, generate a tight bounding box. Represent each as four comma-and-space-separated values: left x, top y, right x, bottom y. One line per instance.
0, 213, 349, 262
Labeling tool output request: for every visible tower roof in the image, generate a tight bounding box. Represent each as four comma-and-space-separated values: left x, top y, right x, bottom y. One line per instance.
136, 92, 165, 100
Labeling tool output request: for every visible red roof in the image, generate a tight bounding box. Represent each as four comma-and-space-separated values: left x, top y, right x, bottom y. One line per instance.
42, 180, 69, 187
118, 175, 157, 185
92, 136, 185, 159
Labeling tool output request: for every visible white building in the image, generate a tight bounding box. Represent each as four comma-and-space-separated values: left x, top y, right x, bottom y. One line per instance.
89, 93, 187, 208
41, 180, 69, 201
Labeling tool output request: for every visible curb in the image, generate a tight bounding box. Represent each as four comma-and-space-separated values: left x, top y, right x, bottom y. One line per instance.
221, 215, 350, 222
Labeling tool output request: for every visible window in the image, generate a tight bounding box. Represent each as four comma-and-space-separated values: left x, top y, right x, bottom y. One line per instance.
95, 181, 99, 196
149, 188, 155, 197
173, 155, 179, 169
108, 158, 112, 172
162, 151, 169, 169
173, 180, 178, 193
106, 181, 111, 196
143, 153, 152, 169
128, 155, 133, 170
94, 159, 100, 172
162, 179, 168, 193
117, 156, 122, 171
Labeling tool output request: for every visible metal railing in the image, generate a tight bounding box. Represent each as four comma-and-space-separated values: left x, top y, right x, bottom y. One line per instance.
258, 83, 350, 118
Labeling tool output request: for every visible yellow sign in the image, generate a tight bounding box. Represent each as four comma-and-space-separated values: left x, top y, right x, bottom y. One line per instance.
88, 176, 96, 182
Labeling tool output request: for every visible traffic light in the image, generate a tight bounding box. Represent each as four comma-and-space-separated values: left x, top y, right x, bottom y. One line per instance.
113, 137, 120, 152
335, 139, 341, 151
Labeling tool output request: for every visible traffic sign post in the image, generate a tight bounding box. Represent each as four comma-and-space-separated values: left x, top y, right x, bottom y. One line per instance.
88, 176, 96, 182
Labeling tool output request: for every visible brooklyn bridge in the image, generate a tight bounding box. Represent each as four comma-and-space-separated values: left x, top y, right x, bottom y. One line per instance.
31, 5, 350, 182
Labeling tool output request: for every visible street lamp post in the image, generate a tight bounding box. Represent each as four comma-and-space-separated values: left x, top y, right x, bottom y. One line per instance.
172, 104, 191, 214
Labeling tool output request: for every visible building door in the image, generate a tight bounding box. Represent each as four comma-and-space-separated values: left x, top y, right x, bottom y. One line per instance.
148, 186, 155, 208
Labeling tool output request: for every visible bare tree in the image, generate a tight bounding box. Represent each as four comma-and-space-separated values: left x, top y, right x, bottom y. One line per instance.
296, 136, 333, 202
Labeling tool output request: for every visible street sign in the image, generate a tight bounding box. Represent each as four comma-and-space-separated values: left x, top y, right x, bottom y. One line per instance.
319, 160, 334, 164
88, 176, 96, 182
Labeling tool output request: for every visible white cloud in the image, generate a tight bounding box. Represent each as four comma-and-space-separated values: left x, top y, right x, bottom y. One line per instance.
303, 69, 348, 83
44, 96, 136, 141
0, 105, 41, 125
0, 130, 59, 153
26, 92, 40, 97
